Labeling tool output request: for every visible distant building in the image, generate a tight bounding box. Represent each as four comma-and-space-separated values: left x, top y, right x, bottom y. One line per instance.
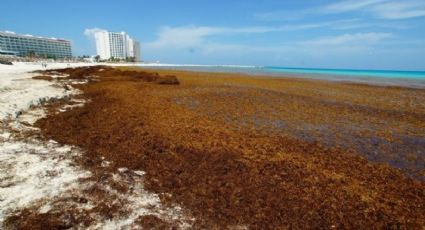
94, 30, 140, 61
127, 39, 141, 62
0, 31, 72, 58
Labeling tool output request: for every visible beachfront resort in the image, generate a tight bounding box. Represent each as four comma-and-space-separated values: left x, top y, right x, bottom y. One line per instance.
0, 29, 140, 63
94, 30, 141, 61
0, 31, 72, 59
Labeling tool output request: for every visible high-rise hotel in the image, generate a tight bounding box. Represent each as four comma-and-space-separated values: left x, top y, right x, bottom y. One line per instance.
94, 30, 140, 61
0, 31, 72, 58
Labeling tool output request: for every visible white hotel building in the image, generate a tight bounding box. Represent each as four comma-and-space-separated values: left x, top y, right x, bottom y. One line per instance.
94, 30, 140, 61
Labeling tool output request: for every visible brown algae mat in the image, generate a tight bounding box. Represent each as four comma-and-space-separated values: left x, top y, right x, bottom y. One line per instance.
33, 66, 424, 229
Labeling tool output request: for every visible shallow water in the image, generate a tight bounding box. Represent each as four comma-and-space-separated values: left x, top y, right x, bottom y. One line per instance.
138, 65, 425, 88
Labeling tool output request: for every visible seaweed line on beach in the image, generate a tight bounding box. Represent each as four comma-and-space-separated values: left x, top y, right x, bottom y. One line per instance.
27, 66, 425, 229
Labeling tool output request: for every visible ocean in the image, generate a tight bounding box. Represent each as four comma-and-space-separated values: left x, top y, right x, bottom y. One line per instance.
138, 64, 425, 88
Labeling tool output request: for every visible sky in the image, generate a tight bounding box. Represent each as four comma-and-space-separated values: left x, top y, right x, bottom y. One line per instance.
1, 0, 425, 70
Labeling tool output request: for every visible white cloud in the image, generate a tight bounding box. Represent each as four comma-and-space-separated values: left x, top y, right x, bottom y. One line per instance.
324, 0, 389, 13
332, 21, 413, 30
83, 28, 108, 55
144, 25, 393, 59
194, 35, 389, 61
144, 20, 364, 49
370, 1, 425, 19
84, 28, 107, 38
257, 0, 425, 20
145, 26, 223, 49
301, 32, 393, 46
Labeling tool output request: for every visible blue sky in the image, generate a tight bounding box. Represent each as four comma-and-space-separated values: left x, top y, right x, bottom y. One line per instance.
1, 0, 425, 70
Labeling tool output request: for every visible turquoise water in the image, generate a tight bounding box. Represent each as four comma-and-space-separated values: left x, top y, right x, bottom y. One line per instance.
138, 64, 425, 88
265, 67, 425, 80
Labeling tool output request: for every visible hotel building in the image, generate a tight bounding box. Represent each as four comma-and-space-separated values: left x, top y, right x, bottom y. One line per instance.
0, 31, 72, 58
94, 30, 140, 61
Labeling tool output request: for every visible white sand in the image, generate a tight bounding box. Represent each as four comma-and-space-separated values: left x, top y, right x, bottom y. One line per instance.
0, 62, 94, 223
0, 62, 96, 120
0, 62, 193, 228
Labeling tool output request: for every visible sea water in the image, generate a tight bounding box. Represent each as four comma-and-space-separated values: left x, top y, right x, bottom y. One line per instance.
138, 64, 425, 88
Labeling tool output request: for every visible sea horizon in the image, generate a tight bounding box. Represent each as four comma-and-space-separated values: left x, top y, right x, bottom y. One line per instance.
141, 63, 425, 73
137, 63, 425, 88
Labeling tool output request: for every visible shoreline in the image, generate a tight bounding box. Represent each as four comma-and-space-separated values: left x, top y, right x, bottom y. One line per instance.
1, 64, 424, 228
32, 66, 425, 228
4, 61, 425, 89
137, 65, 425, 89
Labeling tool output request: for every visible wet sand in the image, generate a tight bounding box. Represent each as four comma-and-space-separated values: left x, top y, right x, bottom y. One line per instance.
29, 66, 425, 228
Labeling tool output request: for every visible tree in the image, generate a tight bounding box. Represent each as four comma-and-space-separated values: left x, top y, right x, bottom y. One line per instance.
47, 54, 57, 60
27, 50, 36, 58
94, 55, 100, 62
125, 56, 136, 62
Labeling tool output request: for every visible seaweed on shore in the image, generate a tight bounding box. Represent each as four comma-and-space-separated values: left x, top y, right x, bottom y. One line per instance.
38, 66, 180, 85
31, 66, 425, 229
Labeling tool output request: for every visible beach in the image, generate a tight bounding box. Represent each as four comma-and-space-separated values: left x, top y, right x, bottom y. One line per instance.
1, 64, 424, 229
